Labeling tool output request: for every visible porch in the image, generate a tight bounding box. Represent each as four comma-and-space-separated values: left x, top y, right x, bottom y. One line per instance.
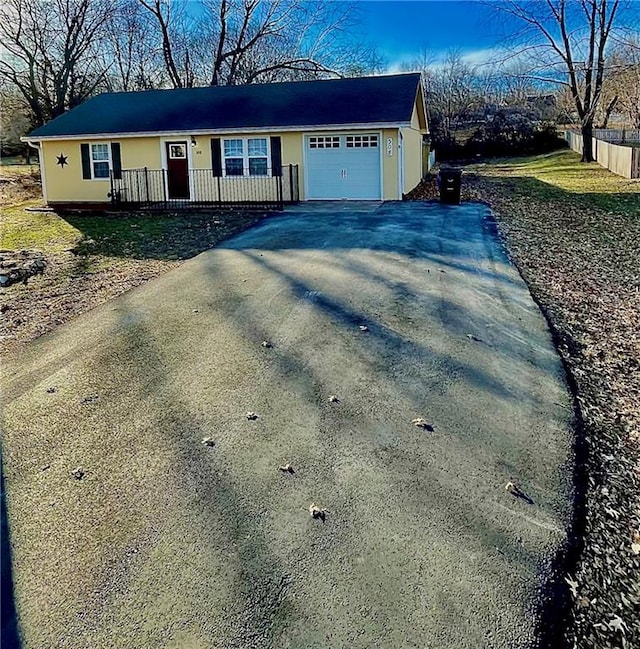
109, 164, 300, 210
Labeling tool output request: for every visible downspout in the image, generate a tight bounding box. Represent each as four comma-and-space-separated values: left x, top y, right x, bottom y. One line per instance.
21, 139, 47, 204
398, 131, 404, 200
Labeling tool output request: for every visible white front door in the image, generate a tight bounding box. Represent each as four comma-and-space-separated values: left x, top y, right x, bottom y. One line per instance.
305, 133, 381, 200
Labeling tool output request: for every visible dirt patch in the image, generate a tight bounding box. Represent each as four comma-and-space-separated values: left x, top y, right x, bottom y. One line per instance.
0, 166, 42, 206
408, 170, 640, 648
1, 169, 274, 356
0, 210, 271, 357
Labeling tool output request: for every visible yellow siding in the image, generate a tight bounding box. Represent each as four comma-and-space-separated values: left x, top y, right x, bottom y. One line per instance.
382, 129, 400, 200
401, 127, 424, 194
40, 118, 427, 204
122, 137, 162, 169
42, 137, 163, 204
411, 104, 421, 130
400, 91, 429, 195
42, 140, 110, 203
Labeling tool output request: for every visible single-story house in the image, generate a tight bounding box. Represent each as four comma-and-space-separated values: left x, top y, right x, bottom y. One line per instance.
24, 73, 429, 208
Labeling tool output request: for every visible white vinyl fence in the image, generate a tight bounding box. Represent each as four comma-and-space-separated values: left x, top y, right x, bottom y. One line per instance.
591, 129, 640, 143
566, 130, 640, 179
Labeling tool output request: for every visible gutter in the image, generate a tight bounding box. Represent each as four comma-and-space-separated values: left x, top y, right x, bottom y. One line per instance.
21, 122, 411, 143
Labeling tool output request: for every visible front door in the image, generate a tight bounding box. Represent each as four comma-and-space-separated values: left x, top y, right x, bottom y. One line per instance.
166, 141, 190, 199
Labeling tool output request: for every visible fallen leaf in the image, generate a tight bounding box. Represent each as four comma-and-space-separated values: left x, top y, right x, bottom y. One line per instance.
565, 575, 579, 598
412, 418, 434, 431
607, 615, 628, 634
309, 503, 328, 522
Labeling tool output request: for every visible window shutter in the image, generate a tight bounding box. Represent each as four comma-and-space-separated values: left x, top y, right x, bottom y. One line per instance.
111, 142, 122, 180
211, 138, 222, 177
270, 136, 282, 176
81, 143, 91, 179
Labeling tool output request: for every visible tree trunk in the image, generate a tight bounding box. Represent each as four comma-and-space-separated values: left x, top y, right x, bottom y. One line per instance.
581, 121, 595, 162
600, 96, 618, 128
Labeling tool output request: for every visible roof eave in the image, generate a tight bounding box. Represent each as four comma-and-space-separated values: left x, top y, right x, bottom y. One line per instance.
23, 121, 411, 142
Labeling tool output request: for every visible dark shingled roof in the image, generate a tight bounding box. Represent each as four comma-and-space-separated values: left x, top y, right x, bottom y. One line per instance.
29, 73, 422, 139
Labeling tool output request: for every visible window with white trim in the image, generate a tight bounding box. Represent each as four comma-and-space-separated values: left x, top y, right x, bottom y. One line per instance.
346, 135, 378, 148
91, 143, 111, 178
309, 136, 340, 149
223, 137, 269, 176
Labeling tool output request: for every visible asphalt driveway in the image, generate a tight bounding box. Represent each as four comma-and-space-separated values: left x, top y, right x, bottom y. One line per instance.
2, 201, 574, 649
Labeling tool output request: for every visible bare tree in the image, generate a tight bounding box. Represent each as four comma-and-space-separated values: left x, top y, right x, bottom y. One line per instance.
600, 37, 640, 128
406, 50, 482, 143
0, 0, 117, 125
493, 0, 625, 161
102, 0, 165, 91
139, 0, 379, 88
137, 0, 197, 88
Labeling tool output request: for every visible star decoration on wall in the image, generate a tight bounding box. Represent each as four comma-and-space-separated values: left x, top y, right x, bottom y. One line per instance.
56, 153, 68, 168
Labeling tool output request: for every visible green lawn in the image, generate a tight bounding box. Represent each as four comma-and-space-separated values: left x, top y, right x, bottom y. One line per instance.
469, 150, 640, 216
1, 203, 265, 261
1, 203, 81, 253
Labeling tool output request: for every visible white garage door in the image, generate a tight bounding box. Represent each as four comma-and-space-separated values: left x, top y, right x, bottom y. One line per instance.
305, 134, 381, 200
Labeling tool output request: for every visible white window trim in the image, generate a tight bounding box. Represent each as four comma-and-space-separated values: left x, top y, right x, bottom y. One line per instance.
90, 141, 111, 181
222, 137, 271, 178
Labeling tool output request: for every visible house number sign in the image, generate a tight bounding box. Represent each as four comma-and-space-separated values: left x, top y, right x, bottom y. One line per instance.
386, 137, 393, 157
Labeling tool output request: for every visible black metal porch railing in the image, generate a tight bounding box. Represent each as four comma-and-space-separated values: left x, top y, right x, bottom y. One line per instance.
110, 165, 299, 210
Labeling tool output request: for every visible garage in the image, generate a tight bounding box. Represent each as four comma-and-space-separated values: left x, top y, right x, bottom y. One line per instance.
305, 133, 382, 200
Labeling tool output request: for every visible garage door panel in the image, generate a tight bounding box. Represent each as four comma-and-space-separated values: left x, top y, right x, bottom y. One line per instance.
306, 134, 381, 200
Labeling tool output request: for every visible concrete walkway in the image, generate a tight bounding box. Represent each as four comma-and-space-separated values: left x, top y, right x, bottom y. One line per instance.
2, 201, 573, 648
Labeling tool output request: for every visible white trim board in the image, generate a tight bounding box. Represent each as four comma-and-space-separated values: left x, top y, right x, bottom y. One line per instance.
23, 122, 411, 143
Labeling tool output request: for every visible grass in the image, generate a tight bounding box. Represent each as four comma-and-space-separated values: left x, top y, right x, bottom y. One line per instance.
0, 168, 272, 353
1, 203, 81, 253
468, 149, 640, 216
1, 206, 263, 260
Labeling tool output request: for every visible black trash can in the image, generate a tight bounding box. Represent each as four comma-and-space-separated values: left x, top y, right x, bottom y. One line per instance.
438, 167, 462, 204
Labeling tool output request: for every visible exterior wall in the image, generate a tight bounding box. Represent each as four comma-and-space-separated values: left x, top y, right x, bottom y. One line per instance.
42, 137, 162, 204
40, 133, 303, 205
42, 139, 108, 203
401, 126, 423, 195
382, 128, 400, 200
40, 124, 424, 204
400, 100, 429, 195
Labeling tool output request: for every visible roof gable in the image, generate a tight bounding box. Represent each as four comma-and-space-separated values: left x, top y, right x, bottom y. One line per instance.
29, 74, 422, 139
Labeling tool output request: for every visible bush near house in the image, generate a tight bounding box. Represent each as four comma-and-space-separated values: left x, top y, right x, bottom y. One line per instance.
434, 108, 567, 161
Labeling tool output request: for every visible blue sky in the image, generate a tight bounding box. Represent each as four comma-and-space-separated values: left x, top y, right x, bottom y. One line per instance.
355, 1, 510, 69
353, 0, 639, 70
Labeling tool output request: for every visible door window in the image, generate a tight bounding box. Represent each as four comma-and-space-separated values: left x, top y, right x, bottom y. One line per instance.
309, 136, 340, 149
346, 135, 378, 148
168, 143, 187, 159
